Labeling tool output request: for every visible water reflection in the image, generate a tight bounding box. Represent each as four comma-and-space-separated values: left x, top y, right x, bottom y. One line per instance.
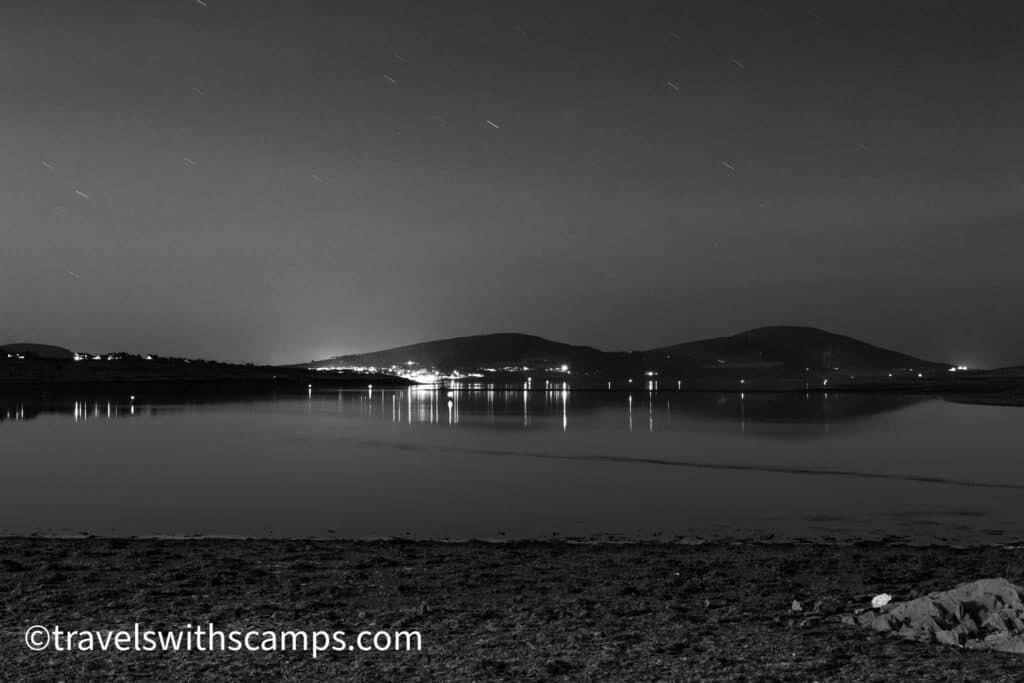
1, 387, 933, 435
2, 398, 162, 423
1, 387, 1020, 541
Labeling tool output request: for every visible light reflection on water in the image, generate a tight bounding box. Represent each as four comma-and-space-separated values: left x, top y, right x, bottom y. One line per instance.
2, 386, 933, 434
0, 388, 1021, 542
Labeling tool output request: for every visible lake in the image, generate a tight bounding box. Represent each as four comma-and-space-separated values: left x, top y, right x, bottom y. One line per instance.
1, 387, 1021, 542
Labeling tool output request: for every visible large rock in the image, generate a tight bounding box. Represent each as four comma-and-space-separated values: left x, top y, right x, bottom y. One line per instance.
856, 578, 1024, 653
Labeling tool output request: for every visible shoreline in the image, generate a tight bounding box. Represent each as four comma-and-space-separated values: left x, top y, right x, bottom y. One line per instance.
4, 533, 1024, 547
3, 355, 1022, 400
4, 537, 1024, 680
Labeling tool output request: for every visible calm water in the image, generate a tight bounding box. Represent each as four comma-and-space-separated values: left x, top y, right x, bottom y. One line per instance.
1, 388, 1021, 542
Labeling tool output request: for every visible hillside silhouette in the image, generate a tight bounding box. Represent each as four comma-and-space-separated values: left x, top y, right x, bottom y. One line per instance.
310, 333, 617, 372
0, 343, 75, 361
646, 326, 948, 375
311, 326, 949, 378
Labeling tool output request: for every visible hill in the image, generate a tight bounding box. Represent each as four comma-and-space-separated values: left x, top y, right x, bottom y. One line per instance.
308, 333, 617, 373
0, 350, 410, 393
0, 343, 75, 361
308, 326, 949, 383
644, 326, 948, 376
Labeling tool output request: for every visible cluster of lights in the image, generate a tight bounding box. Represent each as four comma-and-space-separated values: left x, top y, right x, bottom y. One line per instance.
314, 361, 450, 384
72, 352, 153, 362
2, 406, 26, 421
314, 360, 567, 385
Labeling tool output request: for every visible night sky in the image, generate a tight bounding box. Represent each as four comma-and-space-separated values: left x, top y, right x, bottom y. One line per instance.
2, 0, 1023, 367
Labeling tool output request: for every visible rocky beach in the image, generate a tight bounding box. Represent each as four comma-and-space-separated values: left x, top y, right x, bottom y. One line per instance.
4, 538, 1024, 681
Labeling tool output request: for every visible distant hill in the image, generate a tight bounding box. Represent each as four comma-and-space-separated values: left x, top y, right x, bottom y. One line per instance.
308, 333, 616, 372
308, 326, 948, 380
0, 351, 410, 391
0, 343, 75, 361
644, 326, 948, 376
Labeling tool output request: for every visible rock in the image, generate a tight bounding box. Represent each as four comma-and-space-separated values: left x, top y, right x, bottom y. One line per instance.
791, 600, 803, 613
853, 578, 1024, 653
871, 593, 893, 609
935, 627, 968, 647
970, 633, 1024, 654
857, 610, 892, 632
814, 597, 842, 616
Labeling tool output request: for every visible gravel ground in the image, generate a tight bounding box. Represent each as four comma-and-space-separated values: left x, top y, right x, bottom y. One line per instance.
3, 538, 1024, 681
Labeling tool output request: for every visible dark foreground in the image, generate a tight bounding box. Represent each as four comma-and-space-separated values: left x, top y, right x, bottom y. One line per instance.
3, 539, 1024, 681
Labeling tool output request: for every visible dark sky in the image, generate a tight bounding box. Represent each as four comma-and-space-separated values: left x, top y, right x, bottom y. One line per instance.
2, 0, 1023, 367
